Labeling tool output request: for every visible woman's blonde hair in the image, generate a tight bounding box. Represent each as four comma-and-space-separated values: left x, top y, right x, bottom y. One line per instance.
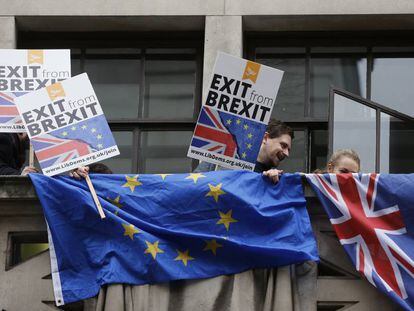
328, 149, 360, 171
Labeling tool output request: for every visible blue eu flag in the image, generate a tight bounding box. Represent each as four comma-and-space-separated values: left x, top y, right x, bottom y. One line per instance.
30, 171, 318, 306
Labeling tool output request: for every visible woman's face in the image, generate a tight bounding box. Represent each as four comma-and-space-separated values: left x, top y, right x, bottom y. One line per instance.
328, 156, 359, 174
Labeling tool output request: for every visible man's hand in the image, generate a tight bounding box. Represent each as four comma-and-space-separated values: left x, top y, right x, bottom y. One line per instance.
70, 166, 89, 180
262, 169, 283, 184
20, 166, 39, 176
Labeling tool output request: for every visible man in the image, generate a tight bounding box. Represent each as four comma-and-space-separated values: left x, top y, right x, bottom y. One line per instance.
0, 133, 38, 175
194, 119, 293, 183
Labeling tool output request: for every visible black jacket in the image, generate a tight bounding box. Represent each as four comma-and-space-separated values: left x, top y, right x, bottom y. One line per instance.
0, 133, 26, 175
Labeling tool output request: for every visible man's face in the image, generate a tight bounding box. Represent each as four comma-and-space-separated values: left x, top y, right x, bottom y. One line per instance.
259, 133, 292, 167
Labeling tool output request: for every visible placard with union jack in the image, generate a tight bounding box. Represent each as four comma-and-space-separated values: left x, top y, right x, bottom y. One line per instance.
0, 49, 70, 132
14, 73, 119, 176
187, 52, 283, 171
307, 173, 414, 310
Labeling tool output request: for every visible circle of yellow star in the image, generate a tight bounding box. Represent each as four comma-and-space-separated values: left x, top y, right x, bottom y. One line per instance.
236, 119, 241, 125
174, 249, 195, 266
107, 195, 122, 208
157, 174, 172, 180
185, 173, 206, 184
206, 183, 226, 202
246, 143, 252, 149
144, 240, 164, 260
226, 119, 232, 125
203, 239, 223, 255
241, 152, 247, 159
217, 210, 238, 231
122, 223, 140, 240
122, 175, 142, 192
243, 124, 249, 130
247, 133, 253, 139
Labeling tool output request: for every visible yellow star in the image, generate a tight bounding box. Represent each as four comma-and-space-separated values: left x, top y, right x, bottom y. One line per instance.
122, 223, 140, 240
107, 195, 122, 208
174, 249, 194, 266
91, 128, 97, 133
81, 125, 87, 130
226, 119, 232, 125
243, 124, 249, 130
144, 240, 164, 259
185, 173, 206, 184
203, 239, 223, 255
122, 175, 142, 192
236, 119, 241, 125
97, 134, 103, 140
71, 126, 76, 131
241, 152, 247, 159
206, 183, 226, 202
62, 131, 68, 137
246, 143, 252, 149
157, 174, 172, 180
217, 210, 238, 231
247, 133, 253, 139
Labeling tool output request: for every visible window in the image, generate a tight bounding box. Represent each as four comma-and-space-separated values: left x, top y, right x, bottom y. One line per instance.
247, 33, 414, 172
19, 32, 203, 174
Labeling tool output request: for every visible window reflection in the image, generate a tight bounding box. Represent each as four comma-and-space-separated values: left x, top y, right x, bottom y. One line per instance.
140, 131, 193, 173
101, 131, 133, 173
311, 58, 366, 117
380, 113, 414, 173
85, 57, 141, 119
333, 94, 376, 173
371, 58, 414, 117
144, 60, 196, 119
257, 58, 306, 120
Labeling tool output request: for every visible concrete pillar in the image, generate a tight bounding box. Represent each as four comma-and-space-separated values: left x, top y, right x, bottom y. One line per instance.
202, 15, 242, 101
0, 17, 16, 48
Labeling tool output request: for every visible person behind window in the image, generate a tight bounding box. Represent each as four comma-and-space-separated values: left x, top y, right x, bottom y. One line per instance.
317, 149, 360, 174
0, 133, 38, 175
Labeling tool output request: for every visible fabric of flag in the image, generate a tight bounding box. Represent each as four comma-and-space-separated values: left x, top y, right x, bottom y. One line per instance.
31, 115, 116, 170
191, 107, 265, 163
0, 92, 25, 124
30, 171, 319, 306
307, 173, 414, 311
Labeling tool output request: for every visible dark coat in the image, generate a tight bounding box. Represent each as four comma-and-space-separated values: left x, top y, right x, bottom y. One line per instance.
0, 133, 26, 175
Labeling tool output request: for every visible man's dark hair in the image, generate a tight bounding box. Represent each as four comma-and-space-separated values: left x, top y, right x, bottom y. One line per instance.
266, 119, 294, 140
88, 163, 113, 174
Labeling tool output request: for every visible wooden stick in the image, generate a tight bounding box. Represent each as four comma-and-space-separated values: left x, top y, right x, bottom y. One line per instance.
85, 174, 106, 219
29, 143, 35, 167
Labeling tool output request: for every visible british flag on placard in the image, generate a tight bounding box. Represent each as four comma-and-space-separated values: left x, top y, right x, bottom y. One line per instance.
191, 107, 238, 157
32, 134, 94, 170
0, 92, 25, 125
307, 173, 414, 310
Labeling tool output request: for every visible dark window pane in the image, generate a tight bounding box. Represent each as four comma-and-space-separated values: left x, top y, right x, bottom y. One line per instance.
333, 94, 376, 173
371, 57, 414, 117
85, 57, 140, 119
257, 57, 306, 119
140, 131, 193, 173
101, 131, 133, 173
278, 130, 306, 173
311, 57, 366, 118
380, 113, 414, 173
311, 130, 328, 172
71, 59, 82, 76
143, 60, 196, 119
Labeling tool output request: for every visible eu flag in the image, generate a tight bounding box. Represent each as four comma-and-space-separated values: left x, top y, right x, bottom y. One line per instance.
30, 171, 318, 306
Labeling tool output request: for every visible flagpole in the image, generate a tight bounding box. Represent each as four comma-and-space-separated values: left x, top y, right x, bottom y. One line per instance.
85, 174, 106, 219
29, 143, 35, 167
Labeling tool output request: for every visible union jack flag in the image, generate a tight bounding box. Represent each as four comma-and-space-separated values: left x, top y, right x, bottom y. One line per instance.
32, 134, 94, 170
0, 92, 24, 125
191, 107, 238, 157
307, 173, 414, 310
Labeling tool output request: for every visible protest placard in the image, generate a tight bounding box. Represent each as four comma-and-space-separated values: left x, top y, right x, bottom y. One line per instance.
0, 49, 71, 132
187, 52, 284, 171
14, 73, 119, 176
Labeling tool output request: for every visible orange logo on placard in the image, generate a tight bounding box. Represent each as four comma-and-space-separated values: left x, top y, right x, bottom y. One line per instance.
242, 61, 261, 83
28, 50, 44, 64
46, 83, 65, 101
